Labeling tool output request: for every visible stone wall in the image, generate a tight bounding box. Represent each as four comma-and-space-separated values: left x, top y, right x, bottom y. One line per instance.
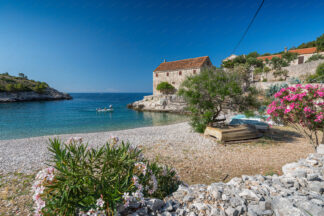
119, 149, 324, 216
253, 81, 323, 91
153, 68, 201, 95
262, 59, 324, 81
284, 59, 324, 78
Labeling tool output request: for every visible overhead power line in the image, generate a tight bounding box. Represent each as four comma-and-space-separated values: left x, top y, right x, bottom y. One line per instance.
231, 0, 265, 54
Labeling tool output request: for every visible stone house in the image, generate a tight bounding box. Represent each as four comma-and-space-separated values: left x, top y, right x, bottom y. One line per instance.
257, 47, 324, 65
153, 56, 212, 95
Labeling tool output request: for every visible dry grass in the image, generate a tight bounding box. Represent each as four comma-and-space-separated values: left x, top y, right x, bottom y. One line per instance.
142, 126, 314, 184
0, 173, 34, 215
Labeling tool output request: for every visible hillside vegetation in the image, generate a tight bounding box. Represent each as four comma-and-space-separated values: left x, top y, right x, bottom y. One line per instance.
0, 73, 49, 93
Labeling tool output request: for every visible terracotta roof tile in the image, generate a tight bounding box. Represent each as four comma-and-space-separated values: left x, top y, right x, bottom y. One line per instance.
257, 47, 318, 61
154, 56, 211, 72
257, 54, 282, 61
288, 47, 317, 54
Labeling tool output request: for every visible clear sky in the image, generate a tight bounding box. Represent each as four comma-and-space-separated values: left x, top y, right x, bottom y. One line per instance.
0, 0, 323, 93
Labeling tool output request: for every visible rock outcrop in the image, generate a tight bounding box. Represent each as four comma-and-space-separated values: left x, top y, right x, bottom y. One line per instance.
0, 88, 72, 102
128, 95, 187, 113
119, 148, 324, 216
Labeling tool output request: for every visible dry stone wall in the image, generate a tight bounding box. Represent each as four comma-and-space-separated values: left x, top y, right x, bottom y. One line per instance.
119, 147, 324, 216
263, 59, 324, 82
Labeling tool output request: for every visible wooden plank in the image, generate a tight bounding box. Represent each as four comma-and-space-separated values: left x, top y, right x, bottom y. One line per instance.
204, 125, 262, 142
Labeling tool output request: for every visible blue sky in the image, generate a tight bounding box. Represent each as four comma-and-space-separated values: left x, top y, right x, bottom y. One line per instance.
0, 0, 323, 93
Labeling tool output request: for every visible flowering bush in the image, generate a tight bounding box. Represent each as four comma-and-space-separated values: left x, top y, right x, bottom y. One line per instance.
32, 137, 180, 215
267, 84, 324, 149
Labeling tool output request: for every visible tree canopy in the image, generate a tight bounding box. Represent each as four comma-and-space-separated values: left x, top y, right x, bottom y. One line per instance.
178, 68, 259, 132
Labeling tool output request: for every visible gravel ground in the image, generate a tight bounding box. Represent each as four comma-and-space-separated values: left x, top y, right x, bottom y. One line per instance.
0, 122, 316, 215
0, 122, 314, 185
0, 122, 214, 174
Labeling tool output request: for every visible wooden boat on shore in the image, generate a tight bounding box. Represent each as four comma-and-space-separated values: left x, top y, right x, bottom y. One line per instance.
204, 125, 263, 142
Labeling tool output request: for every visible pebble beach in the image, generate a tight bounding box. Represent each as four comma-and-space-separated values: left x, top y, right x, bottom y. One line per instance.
0, 122, 214, 174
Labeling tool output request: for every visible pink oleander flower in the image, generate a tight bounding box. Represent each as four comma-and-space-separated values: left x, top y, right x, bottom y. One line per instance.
65, 136, 83, 145
134, 162, 147, 175
110, 136, 119, 144
96, 195, 105, 208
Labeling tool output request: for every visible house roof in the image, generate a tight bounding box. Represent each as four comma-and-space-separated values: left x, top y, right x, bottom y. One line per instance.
154, 56, 211, 72
257, 47, 318, 61
257, 54, 282, 61
288, 47, 317, 54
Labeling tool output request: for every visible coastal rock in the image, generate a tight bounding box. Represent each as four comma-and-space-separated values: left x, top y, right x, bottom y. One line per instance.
0, 88, 71, 102
127, 94, 187, 113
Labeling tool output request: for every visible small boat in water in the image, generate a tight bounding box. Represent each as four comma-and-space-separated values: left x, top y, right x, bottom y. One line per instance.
96, 105, 114, 112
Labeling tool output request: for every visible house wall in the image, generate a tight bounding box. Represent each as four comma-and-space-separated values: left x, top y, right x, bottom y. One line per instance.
153, 68, 201, 95
284, 58, 324, 78
261, 59, 324, 81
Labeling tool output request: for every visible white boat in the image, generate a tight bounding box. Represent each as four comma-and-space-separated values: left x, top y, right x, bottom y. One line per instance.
96, 108, 113, 112
96, 105, 114, 112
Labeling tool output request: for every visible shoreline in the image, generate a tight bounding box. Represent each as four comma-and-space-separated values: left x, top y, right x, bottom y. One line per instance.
0, 122, 215, 174
0, 118, 188, 141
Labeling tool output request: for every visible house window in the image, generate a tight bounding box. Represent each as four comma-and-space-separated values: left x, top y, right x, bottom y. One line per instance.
193, 70, 196, 74
155, 73, 158, 77
179, 71, 182, 75
172, 82, 175, 84
298, 56, 304, 64
167, 72, 169, 76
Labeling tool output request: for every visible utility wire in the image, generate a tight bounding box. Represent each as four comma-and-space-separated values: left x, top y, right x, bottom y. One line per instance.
231, 0, 265, 54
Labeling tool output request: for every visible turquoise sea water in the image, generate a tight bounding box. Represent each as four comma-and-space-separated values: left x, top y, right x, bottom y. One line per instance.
0, 93, 187, 140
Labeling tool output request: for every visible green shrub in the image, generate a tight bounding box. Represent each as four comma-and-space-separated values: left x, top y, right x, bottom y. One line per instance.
306, 62, 324, 83
305, 54, 324, 63
5, 84, 15, 92
253, 68, 263, 75
265, 83, 288, 98
273, 69, 288, 79
156, 82, 175, 94
33, 82, 48, 93
33, 138, 180, 215
316, 62, 324, 76
288, 77, 301, 84
281, 52, 298, 63
178, 68, 258, 132
262, 78, 268, 82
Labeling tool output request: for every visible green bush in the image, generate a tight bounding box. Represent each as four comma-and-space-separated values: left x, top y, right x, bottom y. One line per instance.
288, 77, 301, 84
33, 82, 48, 93
306, 62, 324, 83
33, 138, 180, 215
265, 83, 288, 98
156, 82, 175, 94
178, 68, 258, 132
5, 84, 15, 92
281, 52, 298, 63
273, 69, 288, 79
305, 54, 324, 63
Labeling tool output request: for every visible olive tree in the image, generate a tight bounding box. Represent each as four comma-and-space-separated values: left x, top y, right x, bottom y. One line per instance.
178, 68, 258, 132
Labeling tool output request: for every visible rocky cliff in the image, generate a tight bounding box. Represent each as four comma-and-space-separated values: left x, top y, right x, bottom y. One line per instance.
128, 94, 187, 113
0, 88, 72, 102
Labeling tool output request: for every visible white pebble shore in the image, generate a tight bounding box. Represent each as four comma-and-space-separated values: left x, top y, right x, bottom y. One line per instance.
0, 122, 215, 174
